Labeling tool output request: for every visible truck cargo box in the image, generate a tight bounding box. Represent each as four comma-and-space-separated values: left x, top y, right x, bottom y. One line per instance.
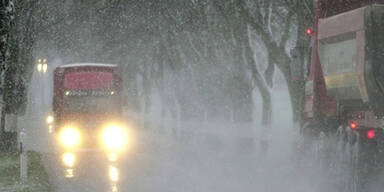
318, 4, 384, 111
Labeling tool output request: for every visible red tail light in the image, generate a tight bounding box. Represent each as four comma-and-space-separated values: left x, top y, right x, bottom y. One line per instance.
349, 122, 358, 130
367, 130, 375, 139
306, 28, 313, 36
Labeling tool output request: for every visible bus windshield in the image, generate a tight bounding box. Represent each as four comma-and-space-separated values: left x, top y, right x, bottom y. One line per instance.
64, 95, 119, 114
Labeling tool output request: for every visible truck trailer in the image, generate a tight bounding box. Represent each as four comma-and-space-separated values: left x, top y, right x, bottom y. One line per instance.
299, 0, 384, 190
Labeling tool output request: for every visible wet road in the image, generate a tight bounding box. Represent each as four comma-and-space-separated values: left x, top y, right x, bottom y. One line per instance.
20, 89, 345, 192
21, 117, 340, 192
39, 127, 263, 192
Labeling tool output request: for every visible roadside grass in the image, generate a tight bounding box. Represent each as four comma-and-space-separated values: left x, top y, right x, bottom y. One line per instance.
0, 151, 19, 186
0, 151, 51, 192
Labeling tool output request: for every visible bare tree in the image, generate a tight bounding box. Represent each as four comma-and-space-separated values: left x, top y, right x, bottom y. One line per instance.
235, 0, 314, 122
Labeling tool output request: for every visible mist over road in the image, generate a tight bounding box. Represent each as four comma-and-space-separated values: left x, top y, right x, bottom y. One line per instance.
18, 88, 343, 192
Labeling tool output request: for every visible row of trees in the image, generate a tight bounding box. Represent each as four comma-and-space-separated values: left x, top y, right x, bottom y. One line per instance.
0, 0, 16, 149
0, 0, 316, 148
0, 0, 55, 149
38, 0, 315, 124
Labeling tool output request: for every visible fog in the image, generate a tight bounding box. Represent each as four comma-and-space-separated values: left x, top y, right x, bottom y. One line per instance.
19, 62, 343, 191
6, 1, 384, 192
18, 1, 328, 191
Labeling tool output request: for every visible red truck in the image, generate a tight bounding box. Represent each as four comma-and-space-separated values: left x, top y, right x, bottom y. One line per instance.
50, 63, 128, 154
298, 0, 384, 190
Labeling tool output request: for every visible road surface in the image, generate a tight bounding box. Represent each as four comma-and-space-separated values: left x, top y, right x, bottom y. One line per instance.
30, 123, 264, 192
19, 115, 344, 192
19, 87, 348, 192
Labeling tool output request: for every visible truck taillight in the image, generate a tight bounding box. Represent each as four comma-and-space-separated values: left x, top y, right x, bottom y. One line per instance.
367, 130, 375, 139
306, 28, 313, 36
349, 122, 358, 130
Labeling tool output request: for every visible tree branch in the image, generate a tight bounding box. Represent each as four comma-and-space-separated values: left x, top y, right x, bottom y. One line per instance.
279, 11, 294, 48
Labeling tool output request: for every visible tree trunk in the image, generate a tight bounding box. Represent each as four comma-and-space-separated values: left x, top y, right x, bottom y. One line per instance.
232, 19, 272, 126
264, 49, 275, 88
287, 77, 305, 122
245, 44, 272, 126
290, 14, 311, 123
273, 51, 305, 123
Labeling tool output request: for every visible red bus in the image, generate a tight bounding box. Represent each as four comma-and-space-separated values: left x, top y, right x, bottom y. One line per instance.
50, 63, 128, 153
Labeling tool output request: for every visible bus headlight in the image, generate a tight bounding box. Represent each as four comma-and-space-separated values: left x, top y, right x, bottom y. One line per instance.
102, 125, 127, 151
60, 127, 81, 148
